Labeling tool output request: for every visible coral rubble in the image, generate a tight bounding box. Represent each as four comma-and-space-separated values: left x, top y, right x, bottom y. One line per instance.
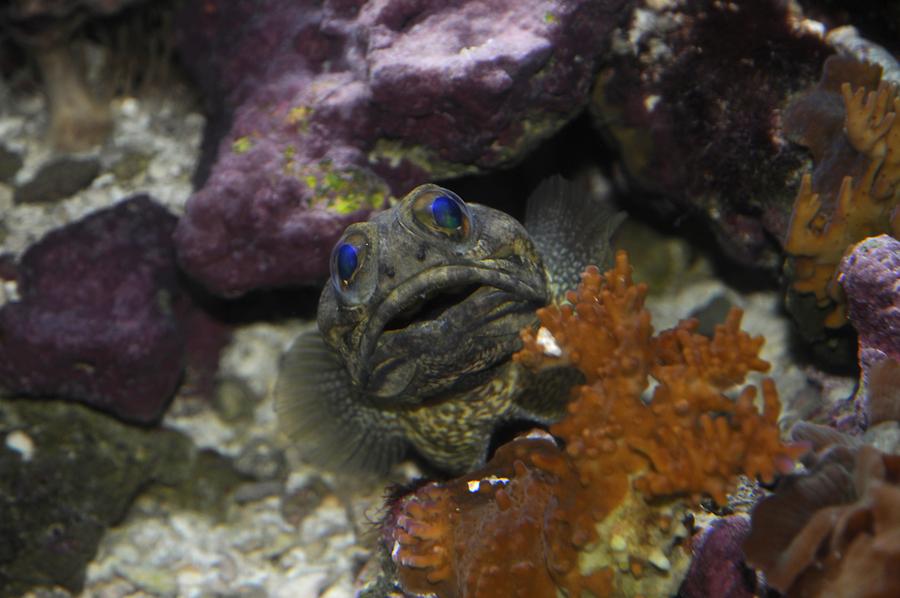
173, 0, 624, 296
383, 252, 801, 597
783, 56, 900, 330
744, 432, 900, 597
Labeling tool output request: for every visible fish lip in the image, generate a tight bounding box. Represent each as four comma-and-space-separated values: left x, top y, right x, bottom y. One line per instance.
356, 264, 547, 381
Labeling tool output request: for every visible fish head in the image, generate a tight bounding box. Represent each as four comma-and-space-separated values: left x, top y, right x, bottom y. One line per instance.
317, 184, 549, 405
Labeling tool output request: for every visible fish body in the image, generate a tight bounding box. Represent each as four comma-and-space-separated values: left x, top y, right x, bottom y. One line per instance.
276, 177, 622, 473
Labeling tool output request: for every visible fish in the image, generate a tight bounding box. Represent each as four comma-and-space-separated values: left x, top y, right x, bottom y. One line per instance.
275, 176, 624, 474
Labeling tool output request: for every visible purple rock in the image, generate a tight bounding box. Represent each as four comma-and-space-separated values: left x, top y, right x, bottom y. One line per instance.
840, 235, 900, 360
679, 516, 756, 598
838, 235, 900, 429
174, 0, 623, 296
0, 196, 187, 423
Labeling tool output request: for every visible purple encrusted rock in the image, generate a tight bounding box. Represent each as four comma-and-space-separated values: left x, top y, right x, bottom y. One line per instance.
838, 234, 900, 429
679, 516, 756, 598
173, 0, 625, 296
0, 196, 187, 423
840, 234, 900, 361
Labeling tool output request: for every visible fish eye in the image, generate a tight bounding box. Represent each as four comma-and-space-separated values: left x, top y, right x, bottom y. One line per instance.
331, 233, 368, 290
412, 189, 471, 240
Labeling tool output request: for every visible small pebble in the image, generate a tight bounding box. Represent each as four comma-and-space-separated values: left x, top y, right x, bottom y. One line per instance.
5, 430, 35, 461
647, 548, 671, 571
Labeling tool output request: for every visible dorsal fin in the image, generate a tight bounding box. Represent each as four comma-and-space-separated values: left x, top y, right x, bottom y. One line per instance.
274, 328, 408, 473
525, 175, 625, 302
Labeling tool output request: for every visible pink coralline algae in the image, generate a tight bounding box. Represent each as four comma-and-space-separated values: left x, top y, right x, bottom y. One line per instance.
838, 234, 900, 430
0, 197, 201, 423
173, 0, 624, 296
839, 235, 900, 361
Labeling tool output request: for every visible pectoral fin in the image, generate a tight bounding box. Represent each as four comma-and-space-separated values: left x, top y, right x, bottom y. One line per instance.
274, 328, 407, 473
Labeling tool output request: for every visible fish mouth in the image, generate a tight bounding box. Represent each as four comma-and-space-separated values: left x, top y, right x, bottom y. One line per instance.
356, 265, 547, 383
381, 281, 487, 333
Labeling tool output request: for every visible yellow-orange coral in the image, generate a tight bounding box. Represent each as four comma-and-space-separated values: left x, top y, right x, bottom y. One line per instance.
784, 59, 900, 328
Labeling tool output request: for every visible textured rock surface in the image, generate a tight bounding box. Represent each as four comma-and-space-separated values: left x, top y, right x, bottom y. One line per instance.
837, 235, 900, 431
174, 0, 627, 296
13, 155, 100, 204
840, 235, 900, 361
0, 398, 193, 596
0, 196, 188, 422
679, 516, 756, 598
592, 0, 831, 270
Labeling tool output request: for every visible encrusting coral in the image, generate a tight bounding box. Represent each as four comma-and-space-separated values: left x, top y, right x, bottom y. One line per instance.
384, 431, 613, 598
783, 56, 900, 328
384, 251, 802, 597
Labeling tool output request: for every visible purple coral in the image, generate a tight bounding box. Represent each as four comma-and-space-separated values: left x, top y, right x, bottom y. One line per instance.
0, 196, 188, 422
173, 0, 622, 296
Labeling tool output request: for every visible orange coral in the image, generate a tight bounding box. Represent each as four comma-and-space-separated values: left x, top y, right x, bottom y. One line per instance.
388, 251, 802, 597
783, 56, 900, 328
518, 251, 801, 507
387, 432, 612, 598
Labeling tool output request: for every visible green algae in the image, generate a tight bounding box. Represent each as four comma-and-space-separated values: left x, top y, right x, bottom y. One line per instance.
368, 108, 578, 182
232, 136, 254, 155
298, 161, 389, 215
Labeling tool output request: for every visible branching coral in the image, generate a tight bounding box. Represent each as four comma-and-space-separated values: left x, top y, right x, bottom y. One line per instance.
385, 251, 802, 597
744, 424, 900, 597
783, 56, 900, 328
518, 251, 799, 508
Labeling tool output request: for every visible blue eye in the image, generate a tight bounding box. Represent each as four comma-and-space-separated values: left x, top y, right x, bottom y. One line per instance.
336, 243, 358, 284
411, 187, 471, 239
431, 195, 463, 231
330, 231, 375, 299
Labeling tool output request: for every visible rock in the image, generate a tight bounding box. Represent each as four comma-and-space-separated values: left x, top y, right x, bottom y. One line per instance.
0, 144, 23, 183
838, 235, 900, 431
173, 0, 626, 296
591, 0, 831, 271
13, 155, 101, 204
0, 398, 194, 596
679, 516, 756, 598
0, 196, 187, 422
840, 235, 900, 361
